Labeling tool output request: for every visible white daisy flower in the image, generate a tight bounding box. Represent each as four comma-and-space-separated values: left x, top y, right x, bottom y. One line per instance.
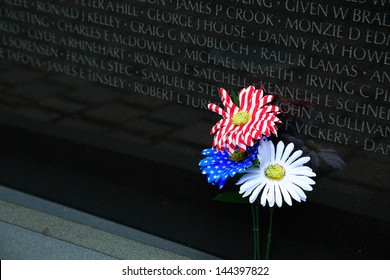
237, 139, 316, 207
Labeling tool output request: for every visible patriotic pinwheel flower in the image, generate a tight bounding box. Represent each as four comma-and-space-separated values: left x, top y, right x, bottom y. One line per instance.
199, 141, 260, 189
237, 139, 316, 207
208, 85, 281, 154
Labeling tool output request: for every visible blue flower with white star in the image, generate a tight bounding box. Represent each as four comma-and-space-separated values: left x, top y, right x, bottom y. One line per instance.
199, 141, 260, 189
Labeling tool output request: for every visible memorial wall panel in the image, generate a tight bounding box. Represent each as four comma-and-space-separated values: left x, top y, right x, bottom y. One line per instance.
0, 0, 389, 259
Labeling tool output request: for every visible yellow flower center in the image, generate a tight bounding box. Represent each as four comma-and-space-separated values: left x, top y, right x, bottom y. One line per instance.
229, 149, 248, 162
231, 111, 251, 126
265, 164, 285, 181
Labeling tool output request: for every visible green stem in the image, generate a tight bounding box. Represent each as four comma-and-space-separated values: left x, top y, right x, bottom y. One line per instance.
251, 204, 261, 260
265, 207, 274, 260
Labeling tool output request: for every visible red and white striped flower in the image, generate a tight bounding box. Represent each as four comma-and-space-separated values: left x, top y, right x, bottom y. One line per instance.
208, 85, 281, 154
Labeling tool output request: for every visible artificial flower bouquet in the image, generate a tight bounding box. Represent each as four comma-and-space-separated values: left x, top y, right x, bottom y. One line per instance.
199, 85, 317, 259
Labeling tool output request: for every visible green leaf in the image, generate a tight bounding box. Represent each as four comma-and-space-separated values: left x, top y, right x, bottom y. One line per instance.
213, 191, 250, 204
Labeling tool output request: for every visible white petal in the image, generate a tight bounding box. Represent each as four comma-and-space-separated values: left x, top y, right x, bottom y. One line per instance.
289, 176, 314, 191
289, 175, 316, 185
285, 150, 303, 165
242, 189, 253, 198
262, 141, 272, 162
258, 140, 267, 155
280, 142, 295, 163
260, 185, 270, 206
247, 183, 265, 197
288, 156, 310, 168
279, 185, 292, 206
288, 166, 316, 177
244, 181, 266, 197
237, 172, 260, 185
267, 183, 275, 207
292, 180, 313, 191
275, 141, 285, 162
239, 178, 261, 194
249, 185, 263, 203
236, 170, 259, 184
257, 154, 263, 164
283, 181, 301, 202
288, 182, 307, 200
268, 141, 275, 163
274, 184, 283, 207
257, 147, 266, 163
